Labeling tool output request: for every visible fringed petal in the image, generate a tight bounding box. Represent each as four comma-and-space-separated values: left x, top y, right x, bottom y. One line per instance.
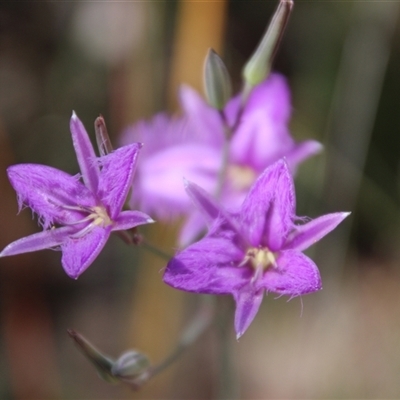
7, 164, 94, 228
240, 160, 295, 250
262, 250, 322, 296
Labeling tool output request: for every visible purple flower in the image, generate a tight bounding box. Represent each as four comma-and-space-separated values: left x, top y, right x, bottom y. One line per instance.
0, 112, 153, 279
163, 160, 349, 338
120, 74, 322, 245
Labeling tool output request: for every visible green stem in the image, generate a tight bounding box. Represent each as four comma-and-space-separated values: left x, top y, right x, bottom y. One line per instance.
140, 238, 173, 261
130, 296, 216, 388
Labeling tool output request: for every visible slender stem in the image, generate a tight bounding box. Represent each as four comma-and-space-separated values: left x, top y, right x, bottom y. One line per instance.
216, 297, 239, 399
129, 296, 216, 388
152, 296, 214, 376
117, 228, 173, 261
140, 238, 173, 261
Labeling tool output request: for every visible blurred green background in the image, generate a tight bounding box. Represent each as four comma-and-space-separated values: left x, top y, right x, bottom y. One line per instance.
1, 1, 400, 398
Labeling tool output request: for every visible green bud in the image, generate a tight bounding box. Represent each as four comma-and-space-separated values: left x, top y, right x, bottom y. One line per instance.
203, 49, 232, 110
243, 0, 293, 87
67, 329, 118, 384
111, 350, 151, 379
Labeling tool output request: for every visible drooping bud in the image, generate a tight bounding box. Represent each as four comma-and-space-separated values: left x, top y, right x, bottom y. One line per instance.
243, 0, 293, 87
111, 350, 151, 380
95, 115, 113, 156
203, 49, 232, 110
67, 329, 118, 384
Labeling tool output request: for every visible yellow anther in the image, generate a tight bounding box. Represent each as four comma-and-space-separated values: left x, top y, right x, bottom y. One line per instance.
243, 247, 277, 271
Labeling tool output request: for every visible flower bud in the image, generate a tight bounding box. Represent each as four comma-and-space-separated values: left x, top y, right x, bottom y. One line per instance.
203, 48, 232, 110
111, 350, 151, 379
243, 0, 293, 87
95, 115, 113, 156
67, 329, 118, 384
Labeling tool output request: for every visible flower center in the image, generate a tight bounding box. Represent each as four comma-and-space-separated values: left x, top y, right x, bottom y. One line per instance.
244, 247, 276, 270
228, 165, 256, 191
241, 247, 277, 282
61, 204, 113, 238
89, 206, 113, 227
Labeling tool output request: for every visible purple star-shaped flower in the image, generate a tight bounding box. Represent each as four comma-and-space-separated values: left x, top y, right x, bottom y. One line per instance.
163, 160, 349, 338
0, 112, 153, 279
121, 74, 322, 245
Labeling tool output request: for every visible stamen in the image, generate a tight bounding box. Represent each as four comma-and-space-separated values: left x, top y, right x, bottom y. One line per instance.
242, 246, 278, 283
60, 204, 93, 213
63, 205, 113, 237
65, 214, 97, 226
70, 220, 98, 239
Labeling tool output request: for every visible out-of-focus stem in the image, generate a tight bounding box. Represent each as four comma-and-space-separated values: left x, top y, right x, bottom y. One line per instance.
216, 297, 239, 399
129, 296, 216, 388
140, 238, 173, 261
151, 297, 214, 375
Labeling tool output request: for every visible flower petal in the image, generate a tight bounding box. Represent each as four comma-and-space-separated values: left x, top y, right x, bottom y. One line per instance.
227, 74, 293, 170
261, 250, 321, 296
70, 112, 100, 193
112, 210, 154, 231
178, 211, 206, 247
61, 226, 111, 279
97, 143, 142, 219
136, 144, 220, 218
7, 164, 95, 228
179, 85, 224, 147
184, 179, 225, 226
163, 232, 247, 295
284, 212, 351, 252
120, 113, 187, 157
182, 180, 244, 245
233, 284, 264, 339
284, 140, 323, 172
240, 160, 295, 250
0, 226, 73, 257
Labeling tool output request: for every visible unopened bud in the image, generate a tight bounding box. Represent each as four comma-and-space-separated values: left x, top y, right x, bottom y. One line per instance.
95, 115, 113, 156
111, 350, 151, 379
243, 0, 293, 87
67, 329, 118, 384
204, 49, 232, 110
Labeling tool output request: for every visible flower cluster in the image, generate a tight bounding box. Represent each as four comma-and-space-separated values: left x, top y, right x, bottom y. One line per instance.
0, 2, 349, 339
0, 75, 349, 336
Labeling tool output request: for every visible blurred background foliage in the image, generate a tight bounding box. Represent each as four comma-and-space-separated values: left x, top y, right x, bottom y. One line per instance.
1, 1, 400, 398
